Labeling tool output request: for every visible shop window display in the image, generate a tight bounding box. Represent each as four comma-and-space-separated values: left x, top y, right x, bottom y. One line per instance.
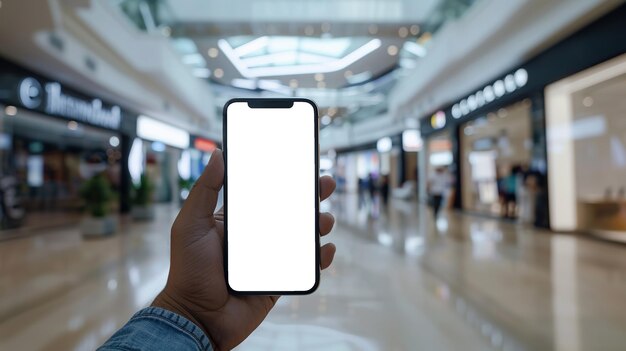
546, 53, 626, 236
460, 100, 533, 219
421, 132, 454, 206
0, 106, 121, 233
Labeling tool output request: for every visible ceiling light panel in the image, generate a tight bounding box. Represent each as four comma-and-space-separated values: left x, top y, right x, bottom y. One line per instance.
299, 37, 352, 58
234, 36, 269, 57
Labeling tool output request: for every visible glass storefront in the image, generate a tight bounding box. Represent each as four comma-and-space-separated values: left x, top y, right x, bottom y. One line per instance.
0, 105, 121, 232
546, 53, 626, 236
335, 150, 380, 194
189, 137, 217, 181
460, 100, 533, 219
420, 131, 454, 205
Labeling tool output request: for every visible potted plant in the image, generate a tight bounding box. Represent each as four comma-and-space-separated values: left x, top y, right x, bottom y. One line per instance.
179, 177, 193, 204
132, 173, 155, 220
79, 173, 116, 237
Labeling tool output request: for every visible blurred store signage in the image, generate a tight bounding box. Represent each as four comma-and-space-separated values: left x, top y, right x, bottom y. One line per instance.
17, 77, 121, 130
137, 115, 190, 149
402, 129, 423, 152
194, 137, 217, 152
376, 137, 393, 153
430, 111, 446, 129
451, 68, 528, 119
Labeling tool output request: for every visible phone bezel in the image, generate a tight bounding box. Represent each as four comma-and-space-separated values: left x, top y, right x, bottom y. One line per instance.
222, 98, 321, 295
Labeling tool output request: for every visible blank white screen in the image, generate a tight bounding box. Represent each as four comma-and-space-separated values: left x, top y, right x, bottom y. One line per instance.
226, 101, 317, 292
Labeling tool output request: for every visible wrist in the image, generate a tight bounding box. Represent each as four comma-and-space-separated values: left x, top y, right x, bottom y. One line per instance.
152, 291, 216, 349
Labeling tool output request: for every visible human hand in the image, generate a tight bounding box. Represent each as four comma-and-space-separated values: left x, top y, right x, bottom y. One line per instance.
152, 149, 337, 350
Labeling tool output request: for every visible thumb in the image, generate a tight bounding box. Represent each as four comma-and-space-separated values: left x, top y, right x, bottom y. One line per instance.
177, 149, 224, 225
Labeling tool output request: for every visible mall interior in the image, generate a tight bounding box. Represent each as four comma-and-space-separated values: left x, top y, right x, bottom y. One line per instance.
1, 0, 626, 350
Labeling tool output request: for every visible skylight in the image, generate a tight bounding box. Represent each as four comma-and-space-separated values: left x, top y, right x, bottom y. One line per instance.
219, 36, 381, 77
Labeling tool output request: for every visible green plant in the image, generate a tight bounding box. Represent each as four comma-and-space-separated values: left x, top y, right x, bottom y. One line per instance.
80, 173, 113, 218
133, 174, 154, 206
179, 177, 193, 191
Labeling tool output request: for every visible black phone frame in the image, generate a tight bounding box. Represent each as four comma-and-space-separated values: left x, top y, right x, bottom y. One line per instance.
222, 98, 321, 295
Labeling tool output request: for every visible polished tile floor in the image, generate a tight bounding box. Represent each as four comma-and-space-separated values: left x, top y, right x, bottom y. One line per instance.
2, 194, 626, 350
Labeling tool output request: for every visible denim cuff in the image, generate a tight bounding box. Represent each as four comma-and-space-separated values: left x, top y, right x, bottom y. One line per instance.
130, 307, 213, 350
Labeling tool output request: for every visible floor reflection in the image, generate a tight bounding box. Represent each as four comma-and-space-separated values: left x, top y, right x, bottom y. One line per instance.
2, 196, 626, 350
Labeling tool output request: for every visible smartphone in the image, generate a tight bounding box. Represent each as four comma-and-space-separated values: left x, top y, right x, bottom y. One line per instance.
223, 98, 320, 295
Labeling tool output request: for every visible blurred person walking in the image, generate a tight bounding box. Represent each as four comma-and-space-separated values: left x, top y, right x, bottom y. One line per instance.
368, 173, 377, 201
380, 174, 390, 206
517, 164, 536, 224
428, 167, 449, 220
500, 166, 520, 219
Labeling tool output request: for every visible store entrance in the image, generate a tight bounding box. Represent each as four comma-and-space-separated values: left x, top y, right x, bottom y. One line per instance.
0, 107, 121, 233
460, 100, 532, 219
546, 53, 626, 236
422, 131, 454, 208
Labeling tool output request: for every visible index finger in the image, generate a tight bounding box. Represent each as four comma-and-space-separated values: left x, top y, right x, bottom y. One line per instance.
320, 175, 336, 201
178, 149, 223, 223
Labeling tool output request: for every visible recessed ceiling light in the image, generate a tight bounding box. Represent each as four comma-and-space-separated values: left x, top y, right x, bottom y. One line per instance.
398, 27, 408, 38
410, 25, 420, 36
344, 70, 353, 78
321, 115, 332, 125
4, 105, 17, 116
314, 73, 324, 82
305, 25, 315, 36
289, 79, 298, 88
214, 68, 224, 78
368, 24, 378, 35
317, 81, 326, 89
109, 136, 120, 147
387, 45, 398, 56
583, 96, 594, 107
208, 47, 219, 58
418, 32, 432, 44
161, 26, 171, 37
67, 121, 79, 130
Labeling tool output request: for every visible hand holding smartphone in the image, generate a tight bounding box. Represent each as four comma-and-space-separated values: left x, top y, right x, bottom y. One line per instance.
223, 98, 320, 294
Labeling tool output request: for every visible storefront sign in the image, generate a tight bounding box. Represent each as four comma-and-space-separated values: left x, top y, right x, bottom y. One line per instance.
17, 77, 122, 130
402, 129, 422, 152
194, 138, 217, 152
430, 111, 446, 129
137, 115, 190, 149
451, 68, 528, 119
376, 137, 392, 153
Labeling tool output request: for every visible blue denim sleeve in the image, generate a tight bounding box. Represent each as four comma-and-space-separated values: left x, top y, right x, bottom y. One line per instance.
98, 307, 213, 351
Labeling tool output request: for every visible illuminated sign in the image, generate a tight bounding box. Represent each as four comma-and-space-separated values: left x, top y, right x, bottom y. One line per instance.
451, 68, 528, 119
17, 77, 122, 130
376, 137, 392, 153
402, 129, 422, 152
194, 138, 217, 152
137, 115, 190, 149
430, 111, 446, 129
